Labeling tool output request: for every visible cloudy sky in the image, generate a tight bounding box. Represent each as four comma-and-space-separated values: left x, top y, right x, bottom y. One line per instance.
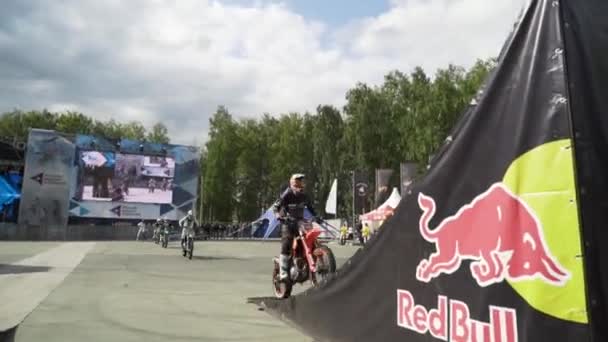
0, 0, 528, 145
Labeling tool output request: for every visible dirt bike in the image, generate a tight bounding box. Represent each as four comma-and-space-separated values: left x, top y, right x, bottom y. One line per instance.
272, 217, 337, 299
153, 228, 160, 244
160, 228, 169, 248
182, 231, 195, 260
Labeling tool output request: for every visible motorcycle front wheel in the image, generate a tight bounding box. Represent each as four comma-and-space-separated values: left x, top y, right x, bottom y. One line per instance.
188, 239, 194, 260
313, 245, 337, 284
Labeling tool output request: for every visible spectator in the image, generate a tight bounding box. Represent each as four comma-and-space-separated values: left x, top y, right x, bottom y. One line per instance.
356, 220, 364, 244
212, 223, 220, 240
362, 223, 371, 244
219, 223, 226, 239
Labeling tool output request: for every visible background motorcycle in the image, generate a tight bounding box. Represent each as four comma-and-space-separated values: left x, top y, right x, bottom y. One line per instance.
153, 228, 160, 244
160, 228, 169, 248
182, 232, 194, 259
272, 217, 336, 299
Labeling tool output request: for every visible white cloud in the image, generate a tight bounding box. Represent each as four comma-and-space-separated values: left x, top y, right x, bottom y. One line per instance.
0, 0, 528, 145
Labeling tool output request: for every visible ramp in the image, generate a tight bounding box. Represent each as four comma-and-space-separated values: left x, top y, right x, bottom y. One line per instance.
249, 0, 608, 341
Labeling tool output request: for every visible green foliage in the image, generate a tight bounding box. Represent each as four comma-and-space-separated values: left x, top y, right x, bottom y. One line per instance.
147, 123, 170, 144
202, 106, 240, 222
0, 109, 170, 144
201, 59, 494, 221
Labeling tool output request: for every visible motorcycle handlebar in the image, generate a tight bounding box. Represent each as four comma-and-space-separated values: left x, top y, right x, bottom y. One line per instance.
277, 216, 323, 224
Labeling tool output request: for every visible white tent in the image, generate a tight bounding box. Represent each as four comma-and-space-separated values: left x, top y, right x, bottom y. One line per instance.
360, 187, 401, 232
378, 187, 401, 210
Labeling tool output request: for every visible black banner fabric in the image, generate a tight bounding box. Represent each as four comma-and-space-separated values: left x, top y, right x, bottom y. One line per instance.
353, 171, 370, 216
250, 0, 603, 341
400, 162, 417, 196
374, 169, 394, 207
561, 0, 608, 339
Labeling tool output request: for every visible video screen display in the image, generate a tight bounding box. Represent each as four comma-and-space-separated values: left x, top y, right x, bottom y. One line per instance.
78, 151, 175, 204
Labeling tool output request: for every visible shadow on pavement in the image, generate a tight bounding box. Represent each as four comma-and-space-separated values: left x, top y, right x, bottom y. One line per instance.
190, 256, 244, 261
0, 265, 52, 275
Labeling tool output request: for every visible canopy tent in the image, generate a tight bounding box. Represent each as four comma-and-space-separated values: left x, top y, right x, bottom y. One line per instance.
359, 187, 401, 231
360, 187, 401, 220
0, 175, 20, 221
0, 175, 20, 207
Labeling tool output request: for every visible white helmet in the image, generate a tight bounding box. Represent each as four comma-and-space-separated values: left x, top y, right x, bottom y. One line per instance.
187, 210, 193, 216
290, 173, 305, 192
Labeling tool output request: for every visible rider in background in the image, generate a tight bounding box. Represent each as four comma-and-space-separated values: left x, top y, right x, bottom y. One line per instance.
153, 218, 163, 243
179, 210, 196, 251
272, 174, 322, 281
136, 220, 146, 241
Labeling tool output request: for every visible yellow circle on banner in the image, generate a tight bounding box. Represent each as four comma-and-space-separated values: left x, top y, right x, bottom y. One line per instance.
502, 139, 587, 323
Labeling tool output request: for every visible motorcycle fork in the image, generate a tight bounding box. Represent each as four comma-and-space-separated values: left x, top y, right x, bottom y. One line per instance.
295, 231, 317, 273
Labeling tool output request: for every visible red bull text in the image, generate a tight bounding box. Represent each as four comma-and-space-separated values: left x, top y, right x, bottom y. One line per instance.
416, 183, 570, 287
397, 290, 518, 342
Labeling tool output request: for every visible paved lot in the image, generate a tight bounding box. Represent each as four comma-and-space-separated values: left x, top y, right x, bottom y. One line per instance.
0, 240, 358, 342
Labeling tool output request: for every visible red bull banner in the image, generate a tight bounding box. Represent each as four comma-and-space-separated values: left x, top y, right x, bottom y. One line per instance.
249, 0, 608, 341
352, 170, 370, 216
400, 162, 417, 196
374, 168, 394, 208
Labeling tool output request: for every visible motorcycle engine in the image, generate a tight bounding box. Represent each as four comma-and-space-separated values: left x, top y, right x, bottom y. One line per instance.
290, 257, 309, 282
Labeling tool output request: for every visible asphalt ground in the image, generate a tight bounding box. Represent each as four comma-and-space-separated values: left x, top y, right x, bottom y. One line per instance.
0, 240, 358, 342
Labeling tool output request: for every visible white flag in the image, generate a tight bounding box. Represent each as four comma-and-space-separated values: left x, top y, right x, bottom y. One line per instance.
325, 179, 338, 215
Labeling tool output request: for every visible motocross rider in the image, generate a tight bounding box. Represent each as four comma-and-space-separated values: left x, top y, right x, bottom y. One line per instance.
179, 210, 196, 252
153, 218, 163, 243
272, 174, 321, 281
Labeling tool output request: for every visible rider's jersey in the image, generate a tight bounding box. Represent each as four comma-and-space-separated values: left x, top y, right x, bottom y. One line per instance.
272, 187, 317, 219
180, 216, 195, 238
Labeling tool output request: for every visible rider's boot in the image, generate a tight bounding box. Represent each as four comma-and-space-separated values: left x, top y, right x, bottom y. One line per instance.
279, 254, 290, 281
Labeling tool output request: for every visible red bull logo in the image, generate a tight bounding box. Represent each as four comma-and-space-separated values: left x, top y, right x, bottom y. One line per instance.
416, 183, 570, 287
397, 290, 518, 342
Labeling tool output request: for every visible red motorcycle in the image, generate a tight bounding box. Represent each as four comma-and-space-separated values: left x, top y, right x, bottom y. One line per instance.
272, 217, 337, 298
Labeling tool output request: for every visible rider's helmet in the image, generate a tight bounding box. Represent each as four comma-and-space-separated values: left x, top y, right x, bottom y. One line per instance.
290, 173, 305, 193
187, 209, 193, 218
156, 218, 161, 223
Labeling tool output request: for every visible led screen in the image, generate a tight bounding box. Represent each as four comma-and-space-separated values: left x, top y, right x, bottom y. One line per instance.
78, 152, 175, 204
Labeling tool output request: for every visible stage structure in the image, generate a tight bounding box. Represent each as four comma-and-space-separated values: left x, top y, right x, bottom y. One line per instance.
18, 129, 200, 238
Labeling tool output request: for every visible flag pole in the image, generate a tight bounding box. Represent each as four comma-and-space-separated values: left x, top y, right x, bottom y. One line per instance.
351, 171, 355, 227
